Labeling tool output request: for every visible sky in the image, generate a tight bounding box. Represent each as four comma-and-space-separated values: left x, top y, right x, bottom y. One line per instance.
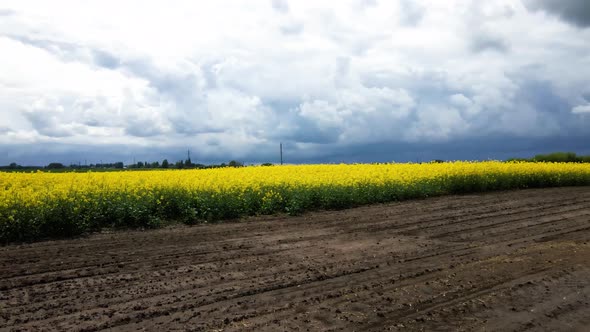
0, 0, 589, 165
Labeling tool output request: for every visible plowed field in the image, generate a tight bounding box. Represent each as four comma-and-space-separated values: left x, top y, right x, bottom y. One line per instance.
2, 187, 590, 331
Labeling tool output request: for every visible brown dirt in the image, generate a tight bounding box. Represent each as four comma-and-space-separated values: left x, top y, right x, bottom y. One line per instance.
1, 187, 590, 331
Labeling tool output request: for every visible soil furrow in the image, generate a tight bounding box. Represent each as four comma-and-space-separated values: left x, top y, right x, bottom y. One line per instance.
1, 187, 589, 331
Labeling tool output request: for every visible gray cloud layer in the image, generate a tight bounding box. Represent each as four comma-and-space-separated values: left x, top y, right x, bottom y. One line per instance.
0, 0, 589, 165
526, 0, 590, 27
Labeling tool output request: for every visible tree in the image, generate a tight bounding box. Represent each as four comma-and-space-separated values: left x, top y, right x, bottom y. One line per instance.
228, 160, 243, 167
534, 152, 579, 163
175, 160, 184, 169
137, 161, 144, 168
162, 159, 169, 168
46, 162, 65, 169
114, 162, 124, 169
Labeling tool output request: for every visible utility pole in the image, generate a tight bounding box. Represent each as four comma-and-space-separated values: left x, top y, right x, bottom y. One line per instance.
280, 142, 283, 165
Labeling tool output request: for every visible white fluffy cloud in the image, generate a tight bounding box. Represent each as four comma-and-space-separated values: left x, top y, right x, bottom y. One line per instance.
0, 0, 589, 164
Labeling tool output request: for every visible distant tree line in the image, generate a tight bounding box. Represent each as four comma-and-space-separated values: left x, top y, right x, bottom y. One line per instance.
126, 159, 245, 169
507, 152, 590, 163
0, 159, 253, 171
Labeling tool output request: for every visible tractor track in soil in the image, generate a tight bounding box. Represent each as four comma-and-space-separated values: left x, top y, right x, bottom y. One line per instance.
1, 187, 590, 331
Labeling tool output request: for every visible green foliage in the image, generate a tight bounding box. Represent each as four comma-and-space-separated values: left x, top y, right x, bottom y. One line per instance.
228, 160, 243, 167
508, 152, 590, 163
46, 163, 65, 169
533, 152, 579, 163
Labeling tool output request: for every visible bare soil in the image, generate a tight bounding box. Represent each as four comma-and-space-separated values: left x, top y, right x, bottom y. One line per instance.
2, 187, 590, 331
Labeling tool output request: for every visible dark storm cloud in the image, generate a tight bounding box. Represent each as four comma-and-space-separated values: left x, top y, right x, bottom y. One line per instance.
494, 78, 590, 137
269, 135, 590, 165
281, 135, 590, 164
267, 109, 341, 145
0, 143, 170, 166
517, 80, 570, 115
278, 123, 341, 144
3, 132, 590, 167
0, 142, 277, 167
525, 0, 590, 28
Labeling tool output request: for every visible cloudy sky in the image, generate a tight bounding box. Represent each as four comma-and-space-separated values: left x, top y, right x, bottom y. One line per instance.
1, 0, 589, 165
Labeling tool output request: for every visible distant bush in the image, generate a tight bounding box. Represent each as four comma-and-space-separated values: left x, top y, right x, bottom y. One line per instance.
533, 152, 579, 163
508, 152, 590, 163
228, 160, 243, 167
46, 163, 65, 169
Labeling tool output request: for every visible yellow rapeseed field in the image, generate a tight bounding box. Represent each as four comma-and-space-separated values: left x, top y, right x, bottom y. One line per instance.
1, 161, 590, 242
